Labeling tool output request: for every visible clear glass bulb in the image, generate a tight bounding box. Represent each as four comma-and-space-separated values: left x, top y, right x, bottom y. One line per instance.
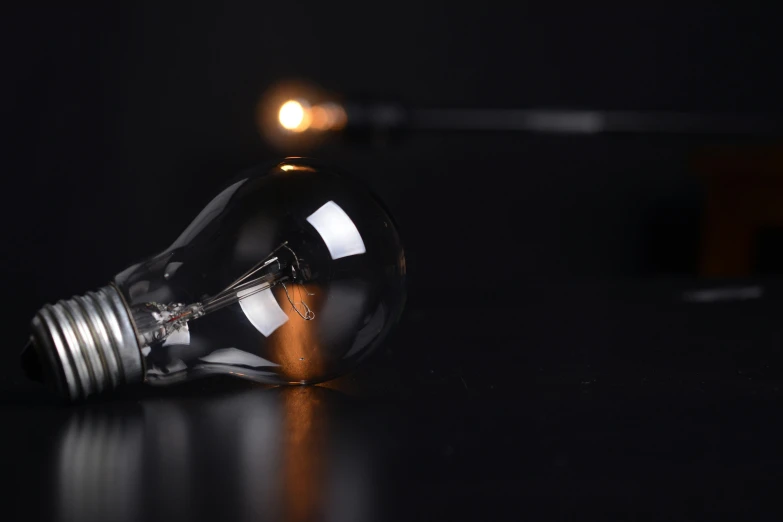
25, 158, 406, 399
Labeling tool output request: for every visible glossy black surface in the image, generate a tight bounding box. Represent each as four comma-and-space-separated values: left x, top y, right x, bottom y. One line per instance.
4, 281, 783, 521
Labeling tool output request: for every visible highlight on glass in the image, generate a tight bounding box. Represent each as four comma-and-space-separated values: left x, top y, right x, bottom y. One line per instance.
23, 158, 406, 400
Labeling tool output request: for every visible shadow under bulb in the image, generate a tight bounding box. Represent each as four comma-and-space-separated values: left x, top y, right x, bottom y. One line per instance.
22, 158, 406, 401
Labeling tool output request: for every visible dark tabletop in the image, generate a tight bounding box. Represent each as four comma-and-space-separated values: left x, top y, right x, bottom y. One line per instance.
3, 280, 783, 521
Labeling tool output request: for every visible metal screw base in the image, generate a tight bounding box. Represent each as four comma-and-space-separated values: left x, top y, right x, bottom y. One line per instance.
28, 285, 144, 401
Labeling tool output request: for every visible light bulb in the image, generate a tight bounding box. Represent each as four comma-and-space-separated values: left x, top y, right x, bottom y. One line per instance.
257, 79, 408, 153
23, 158, 406, 401
257, 80, 343, 152
277, 99, 311, 132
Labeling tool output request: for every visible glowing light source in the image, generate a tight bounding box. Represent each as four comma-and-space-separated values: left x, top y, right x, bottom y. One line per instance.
278, 100, 311, 132
258, 81, 349, 151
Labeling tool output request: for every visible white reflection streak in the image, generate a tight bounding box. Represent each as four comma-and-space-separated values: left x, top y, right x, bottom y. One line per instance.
306, 201, 366, 260
683, 285, 763, 303
198, 347, 279, 367
238, 286, 289, 336
162, 322, 190, 346
57, 414, 143, 522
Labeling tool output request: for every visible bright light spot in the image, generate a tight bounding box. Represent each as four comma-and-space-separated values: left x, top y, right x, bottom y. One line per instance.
278, 100, 311, 132
162, 323, 190, 347
238, 286, 289, 336
279, 163, 316, 173
306, 201, 366, 260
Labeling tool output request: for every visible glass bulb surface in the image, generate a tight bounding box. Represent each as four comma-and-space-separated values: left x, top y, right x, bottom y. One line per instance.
114, 158, 405, 386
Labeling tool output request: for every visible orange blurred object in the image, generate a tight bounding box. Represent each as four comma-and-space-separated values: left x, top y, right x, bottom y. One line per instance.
694, 142, 783, 276
258, 80, 345, 153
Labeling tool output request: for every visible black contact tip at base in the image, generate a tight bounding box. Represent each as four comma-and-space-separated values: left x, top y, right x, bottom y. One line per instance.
21, 339, 44, 383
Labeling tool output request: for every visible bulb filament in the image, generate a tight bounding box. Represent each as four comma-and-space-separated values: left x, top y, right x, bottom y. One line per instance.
133, 242, 315, 347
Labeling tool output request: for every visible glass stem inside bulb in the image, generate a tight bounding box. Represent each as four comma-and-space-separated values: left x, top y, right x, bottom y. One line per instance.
131, 242, 313, 349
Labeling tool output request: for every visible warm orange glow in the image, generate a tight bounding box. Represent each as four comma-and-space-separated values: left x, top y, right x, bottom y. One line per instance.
278, 99, 345, 133
278, 100, 311, 132
325, 102, 347, 130
282, 386, 328, 522
310, 102, 347, 131
309, 106, 330, 130
279, 164, 316, 173
258, 81, 347, 152
269, 284, 325, 382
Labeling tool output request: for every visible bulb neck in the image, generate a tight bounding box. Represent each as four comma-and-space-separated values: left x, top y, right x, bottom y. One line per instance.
26, 285, 144, 401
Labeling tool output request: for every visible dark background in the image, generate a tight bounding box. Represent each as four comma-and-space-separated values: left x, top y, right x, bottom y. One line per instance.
5, 5, 783, 305
3, 5, 783, 521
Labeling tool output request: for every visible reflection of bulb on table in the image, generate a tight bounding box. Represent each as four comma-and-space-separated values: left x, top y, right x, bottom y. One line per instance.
53, 386, 381, 522
23, 158, 406, 401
